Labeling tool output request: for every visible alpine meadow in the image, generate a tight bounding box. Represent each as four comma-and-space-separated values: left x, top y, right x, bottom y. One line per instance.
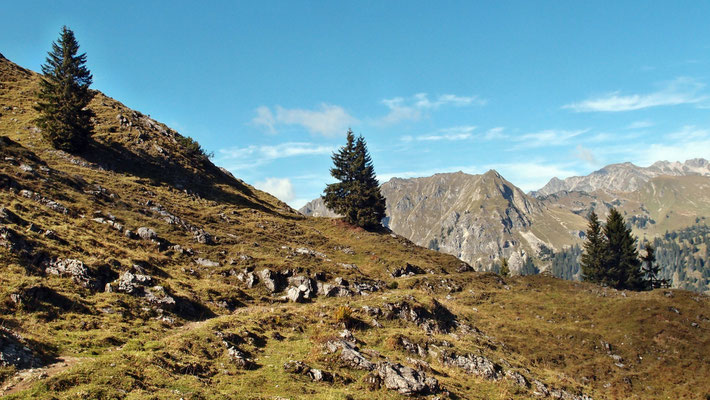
1, 4, 710, 400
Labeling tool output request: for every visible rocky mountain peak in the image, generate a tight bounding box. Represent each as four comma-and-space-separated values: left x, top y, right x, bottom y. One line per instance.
533, 158, 710, 197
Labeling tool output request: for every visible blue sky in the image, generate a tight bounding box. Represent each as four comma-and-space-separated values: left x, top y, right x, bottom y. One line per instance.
2, 2, 710, 208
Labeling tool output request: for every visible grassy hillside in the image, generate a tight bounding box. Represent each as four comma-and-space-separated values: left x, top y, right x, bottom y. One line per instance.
1, 54, 710, 399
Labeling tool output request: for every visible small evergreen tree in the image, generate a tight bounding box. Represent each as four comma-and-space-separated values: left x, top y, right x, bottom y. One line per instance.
499, 256, 510, 277
603, 208, 646, 290
581, 211, 606, 283
520, 256, 539, 276
35, 26, 94, 152
323, 129, 386, 230
641, 243, 668, 288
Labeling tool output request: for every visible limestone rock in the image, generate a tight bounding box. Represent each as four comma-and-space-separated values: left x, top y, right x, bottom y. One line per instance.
137, 227, 157, 240
375, 361, 440, 395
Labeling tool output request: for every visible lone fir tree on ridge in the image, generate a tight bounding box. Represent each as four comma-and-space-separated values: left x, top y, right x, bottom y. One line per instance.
323, 129, 386, 230
35, 26, 94, 152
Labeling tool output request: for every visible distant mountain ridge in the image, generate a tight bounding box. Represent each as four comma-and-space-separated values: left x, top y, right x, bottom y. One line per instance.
531, 158, 710, 197
301, 170, 587, 273
301, 160, 710, 279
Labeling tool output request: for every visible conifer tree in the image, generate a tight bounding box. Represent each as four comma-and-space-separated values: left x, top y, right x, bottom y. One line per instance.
641, 243, 667, 288
603, 208, 645, 290
35, 26, 94, 152
581, 211, 606, 283
499, 256, 510, 277
323, 129, 386, 230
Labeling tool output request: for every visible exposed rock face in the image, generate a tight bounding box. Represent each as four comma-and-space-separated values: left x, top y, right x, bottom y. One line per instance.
532, 158, 710, 197
440, 350, 501, 380
326, 339, 374, 371
117, 271, 152, 294
43, 258, 94, 289
375, 361, 440, 395
137, 227, 157, 240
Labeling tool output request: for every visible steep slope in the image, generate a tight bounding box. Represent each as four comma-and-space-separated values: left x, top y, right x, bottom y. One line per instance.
532, 159, 710, 197
2, 54, 710, 400
302, 171, 588, 272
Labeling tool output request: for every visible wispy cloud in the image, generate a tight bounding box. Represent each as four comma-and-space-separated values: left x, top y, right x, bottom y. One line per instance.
665, 125, 710, 141
402, 126, 476, 142
483, 127, 507, 140
514, 129, 588, 149
563, 77, 706, 112
217, 142, 335, 171
574, 144, 597, 165
485, 162, 580, 192
377, 93, 486, 125
255, 177, 295, 203
585, 125, 710, 167
252, 103, 358, 136
627, 120, 654, 130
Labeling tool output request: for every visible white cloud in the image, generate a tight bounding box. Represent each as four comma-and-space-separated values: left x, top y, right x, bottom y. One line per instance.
402, 126, 476, 142
255, 178, 295, 203
252, 106, 276, 134
634, 139, 710, 166
627, 120, 654, 130
217, 142, 334, 171
377, 93, 486, 125
252, 103, 358, 136
483, 127, 507, 140
564, 77, 706, 112
515, 129, 588, 148
665, 125, 710, 141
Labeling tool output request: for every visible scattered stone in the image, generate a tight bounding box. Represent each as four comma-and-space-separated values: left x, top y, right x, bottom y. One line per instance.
258, 268, 284, 293
137, 227, 158, 240
440, 350, 501, 380
116, 271, 152, 295
43, 258, 94, 288
194, 230, 214, 245
227, 347, 254, 369
283, 360, 334, 383
375, 361, 440, 395
505, 370, 529, 388
144, 286, 176, 308
391, 263, 424, 278
326, 339, 374, 371
195, 258, 220, 267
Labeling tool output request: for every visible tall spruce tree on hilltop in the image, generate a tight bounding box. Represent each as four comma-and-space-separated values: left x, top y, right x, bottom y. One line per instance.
603, 208, 646, 290
35, 26, 94, 152
580, 211, 606, 283
323, 129, 386, 230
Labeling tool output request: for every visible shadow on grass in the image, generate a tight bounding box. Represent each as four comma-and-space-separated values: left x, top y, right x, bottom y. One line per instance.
80, 137, 290, 217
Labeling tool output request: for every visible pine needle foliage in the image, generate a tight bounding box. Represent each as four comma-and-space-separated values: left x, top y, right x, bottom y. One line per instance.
34, 26, 94, 152
324, 129, 386, 230
581, 208, 649, 290
580, 211, 606, 283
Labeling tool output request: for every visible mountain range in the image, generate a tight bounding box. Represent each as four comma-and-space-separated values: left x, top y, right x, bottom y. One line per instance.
531, 159, 710, 197
301, 159, 710, 284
